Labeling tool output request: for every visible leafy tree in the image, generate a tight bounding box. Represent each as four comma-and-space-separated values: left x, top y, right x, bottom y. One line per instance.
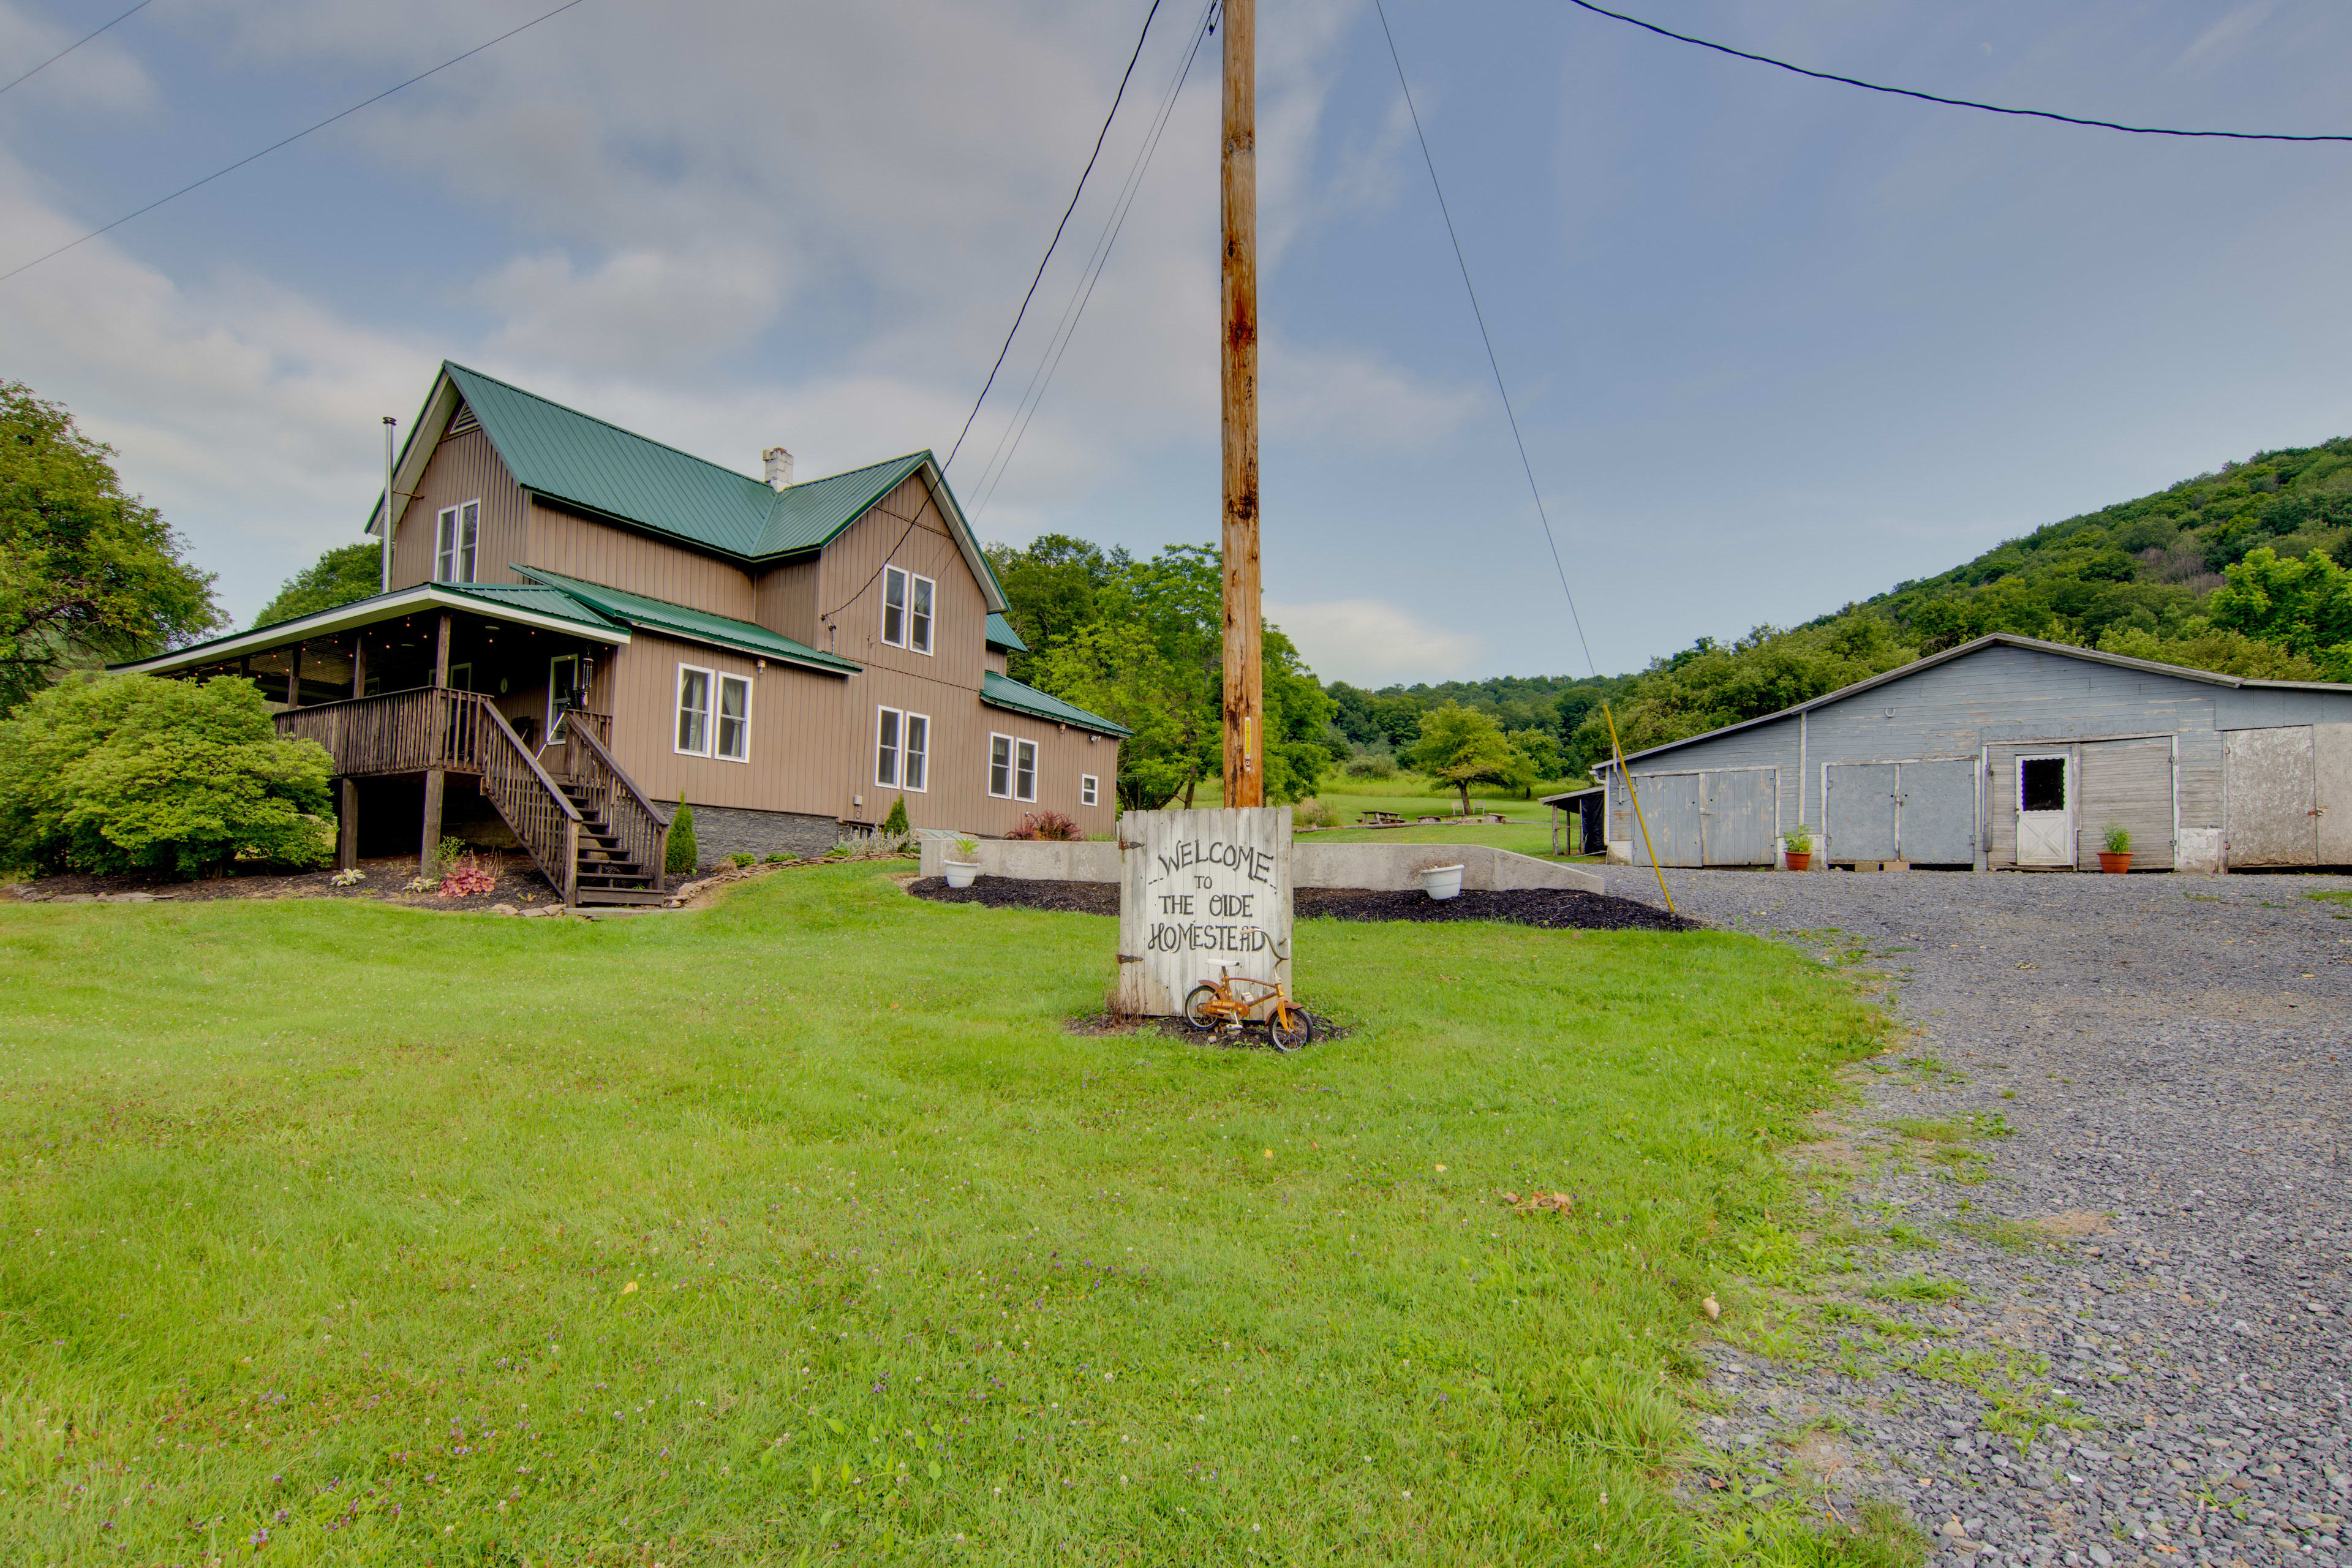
2094, 623, 2328, 681
254, 541, 380, 629
1508, 729, 1564, 786
984, 533, 1130, 682
0, 382, 220, 712
0, 674, 332, 877
1032, 619, 1209, 810
2205, 546, 2352, 676
1406, 703, 1520, 813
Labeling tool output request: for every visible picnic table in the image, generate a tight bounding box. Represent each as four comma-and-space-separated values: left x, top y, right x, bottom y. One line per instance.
1359, 810, 1405, 826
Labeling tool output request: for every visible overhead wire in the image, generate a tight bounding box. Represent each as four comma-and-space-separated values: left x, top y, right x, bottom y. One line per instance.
965, 0, 1219, 519
0, 0, 154, 97
943, 0, 1170, 472
1372, 0, 1672, 912
1561, 0, 2352, 144
0, 0, 595, 285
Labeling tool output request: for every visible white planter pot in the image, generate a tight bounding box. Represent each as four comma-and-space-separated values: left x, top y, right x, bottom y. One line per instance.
1417, 864, 1466, 900
943, 862, 980, 889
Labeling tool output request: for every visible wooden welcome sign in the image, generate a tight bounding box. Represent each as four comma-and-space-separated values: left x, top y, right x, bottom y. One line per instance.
1117, 806, 1293, 1017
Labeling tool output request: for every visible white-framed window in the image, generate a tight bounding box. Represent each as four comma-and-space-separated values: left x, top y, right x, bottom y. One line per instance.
880, 565, 936, 654
1080, 774, 1098, 808
434, 500, 480, 582
547, 654, 578, 743
990, 733, 1037, 802
897, 710, 929, 791
714, 674, 751, 762
876, 707, 901, 787
675, 664, 712, 755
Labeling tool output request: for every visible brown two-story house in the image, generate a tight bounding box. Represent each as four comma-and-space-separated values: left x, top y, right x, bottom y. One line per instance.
121, 362, 1128, 902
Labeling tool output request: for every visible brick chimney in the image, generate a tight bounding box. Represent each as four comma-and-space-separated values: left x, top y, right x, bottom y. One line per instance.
763, 446, 794, 490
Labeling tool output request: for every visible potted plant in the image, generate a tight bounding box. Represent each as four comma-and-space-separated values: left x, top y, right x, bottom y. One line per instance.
2099, 822, 2132, 874
1417, 862, 1466, 900
943, 836, 982, 889
1782, 824, 1814, 872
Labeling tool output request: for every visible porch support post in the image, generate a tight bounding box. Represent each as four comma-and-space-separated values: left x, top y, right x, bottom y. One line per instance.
420, 770, 445, 878
287, 643, 303, 709
350, 635, 366, 699
338, 778, 360, 872
422, 611, 453, 877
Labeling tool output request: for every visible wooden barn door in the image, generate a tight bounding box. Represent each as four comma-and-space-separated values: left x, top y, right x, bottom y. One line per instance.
1825, 763, 1898, 862
1701, 769, 1777, 865
2078, 739, 2174, 869
2225, 727, 2317, 867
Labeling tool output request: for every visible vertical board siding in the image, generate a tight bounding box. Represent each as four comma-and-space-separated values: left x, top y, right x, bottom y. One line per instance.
753, 559, 820, 645
526, 501, 758, 619
393, 428, 527, 588
601, 630, 850, 816
814, 478, 988, 690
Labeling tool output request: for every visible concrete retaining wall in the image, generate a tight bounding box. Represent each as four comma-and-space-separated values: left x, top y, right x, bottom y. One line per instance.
918, 836, 1602, 894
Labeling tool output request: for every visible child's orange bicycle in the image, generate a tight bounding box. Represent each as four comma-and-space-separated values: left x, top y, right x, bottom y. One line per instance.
1182, 967, 1316, 1052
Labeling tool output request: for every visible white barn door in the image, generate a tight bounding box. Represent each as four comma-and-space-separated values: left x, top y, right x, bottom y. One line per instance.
2015, 753, 2073, 866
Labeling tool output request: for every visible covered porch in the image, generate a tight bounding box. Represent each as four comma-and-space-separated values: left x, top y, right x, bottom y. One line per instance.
123, 584, 672, 906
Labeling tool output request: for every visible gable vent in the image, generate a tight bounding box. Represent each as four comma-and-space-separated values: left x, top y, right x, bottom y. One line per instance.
446, 402, 480, 437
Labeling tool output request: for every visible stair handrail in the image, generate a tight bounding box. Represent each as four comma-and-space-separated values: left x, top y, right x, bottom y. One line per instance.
468, 695, 586, 905
560, 713, 673, 892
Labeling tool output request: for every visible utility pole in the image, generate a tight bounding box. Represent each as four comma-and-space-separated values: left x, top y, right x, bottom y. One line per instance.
1219, 0, 1264, 808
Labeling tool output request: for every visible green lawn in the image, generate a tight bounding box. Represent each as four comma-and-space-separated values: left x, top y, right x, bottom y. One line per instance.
0, 864, 1892, 1565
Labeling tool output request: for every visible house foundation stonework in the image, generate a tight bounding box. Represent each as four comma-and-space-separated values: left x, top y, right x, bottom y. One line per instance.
682, 805, 843, 864
116, 361, 1129, 903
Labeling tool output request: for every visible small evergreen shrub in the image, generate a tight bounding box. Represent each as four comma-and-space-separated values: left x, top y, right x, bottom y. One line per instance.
726, 851, 755, 869
666, 797, 698, 875
0, 674, 334, 878
881, 794, 910, 835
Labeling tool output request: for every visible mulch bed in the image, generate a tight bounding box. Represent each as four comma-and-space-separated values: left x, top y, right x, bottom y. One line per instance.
908, 876, 1697, 932
5, 855, 563, 914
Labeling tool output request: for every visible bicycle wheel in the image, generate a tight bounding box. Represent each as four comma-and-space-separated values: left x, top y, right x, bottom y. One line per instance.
1266, 1005, 1313, 1053
1182, 984, 1221, 1030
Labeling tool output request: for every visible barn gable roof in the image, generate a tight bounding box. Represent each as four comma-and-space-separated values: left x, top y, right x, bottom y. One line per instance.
1597, 632, 2350, 772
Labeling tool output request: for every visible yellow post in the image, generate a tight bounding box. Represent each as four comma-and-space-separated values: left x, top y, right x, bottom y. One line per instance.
1602, 703, 1675, 918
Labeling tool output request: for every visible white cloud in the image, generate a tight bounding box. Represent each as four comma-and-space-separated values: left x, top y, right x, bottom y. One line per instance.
1264, 597, 1480, 685
475, 244, 796, 374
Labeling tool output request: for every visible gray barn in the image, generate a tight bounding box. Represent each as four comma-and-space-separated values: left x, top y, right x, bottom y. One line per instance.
1593, 633, 2352, 873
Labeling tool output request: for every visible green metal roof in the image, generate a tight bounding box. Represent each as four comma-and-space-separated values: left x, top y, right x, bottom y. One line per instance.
514, 566, 860, 675
979, 671, 1129, 737
984, 612, 1028, 652
423, 363, 941, 567
438, 581, 627, 633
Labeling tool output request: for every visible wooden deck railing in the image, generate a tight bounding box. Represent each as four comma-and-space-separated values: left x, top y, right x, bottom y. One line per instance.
277, 687, 488, 777
477, 703, 584, 906
562, 715, 671, 892
277, 688, 584, 904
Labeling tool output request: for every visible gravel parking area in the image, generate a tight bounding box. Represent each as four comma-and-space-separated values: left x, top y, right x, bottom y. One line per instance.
1609, 867, 2352, 1567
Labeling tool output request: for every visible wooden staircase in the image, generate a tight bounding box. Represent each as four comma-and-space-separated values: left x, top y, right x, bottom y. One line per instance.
559, 781, 668, 905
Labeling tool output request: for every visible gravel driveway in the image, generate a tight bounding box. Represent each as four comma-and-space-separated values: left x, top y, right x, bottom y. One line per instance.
1608, 867, 2352, 1568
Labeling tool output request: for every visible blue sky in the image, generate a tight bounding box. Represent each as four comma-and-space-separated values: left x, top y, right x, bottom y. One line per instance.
4, 0, 2350, 685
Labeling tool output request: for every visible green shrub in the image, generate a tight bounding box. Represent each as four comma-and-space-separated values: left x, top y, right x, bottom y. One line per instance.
881, 794, 910, 835
726, 851, 755, 869
1344, 753, 1396, 780
666, 797, 697, 875
0, 674, 333, 878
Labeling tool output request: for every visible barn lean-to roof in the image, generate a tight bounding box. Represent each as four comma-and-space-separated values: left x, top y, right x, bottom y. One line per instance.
1594, 631, 2352, 773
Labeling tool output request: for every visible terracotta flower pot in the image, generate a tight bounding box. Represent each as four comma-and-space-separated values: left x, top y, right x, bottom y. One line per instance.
2098, 851, 2132, 875
1784, 851, 1811, 872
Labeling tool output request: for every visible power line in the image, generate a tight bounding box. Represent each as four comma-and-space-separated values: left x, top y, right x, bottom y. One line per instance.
0, 0, 154, 97
1563, 0, 2352, 143
967, 0, 1218, 519
1371, 0, 1598, 682
0, 0, 595, 285
942, 0, 1169, 472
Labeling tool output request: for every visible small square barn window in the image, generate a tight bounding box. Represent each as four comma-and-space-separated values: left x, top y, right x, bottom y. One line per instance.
1080, 774, 1098, 807
2019, 756, 2067, 812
